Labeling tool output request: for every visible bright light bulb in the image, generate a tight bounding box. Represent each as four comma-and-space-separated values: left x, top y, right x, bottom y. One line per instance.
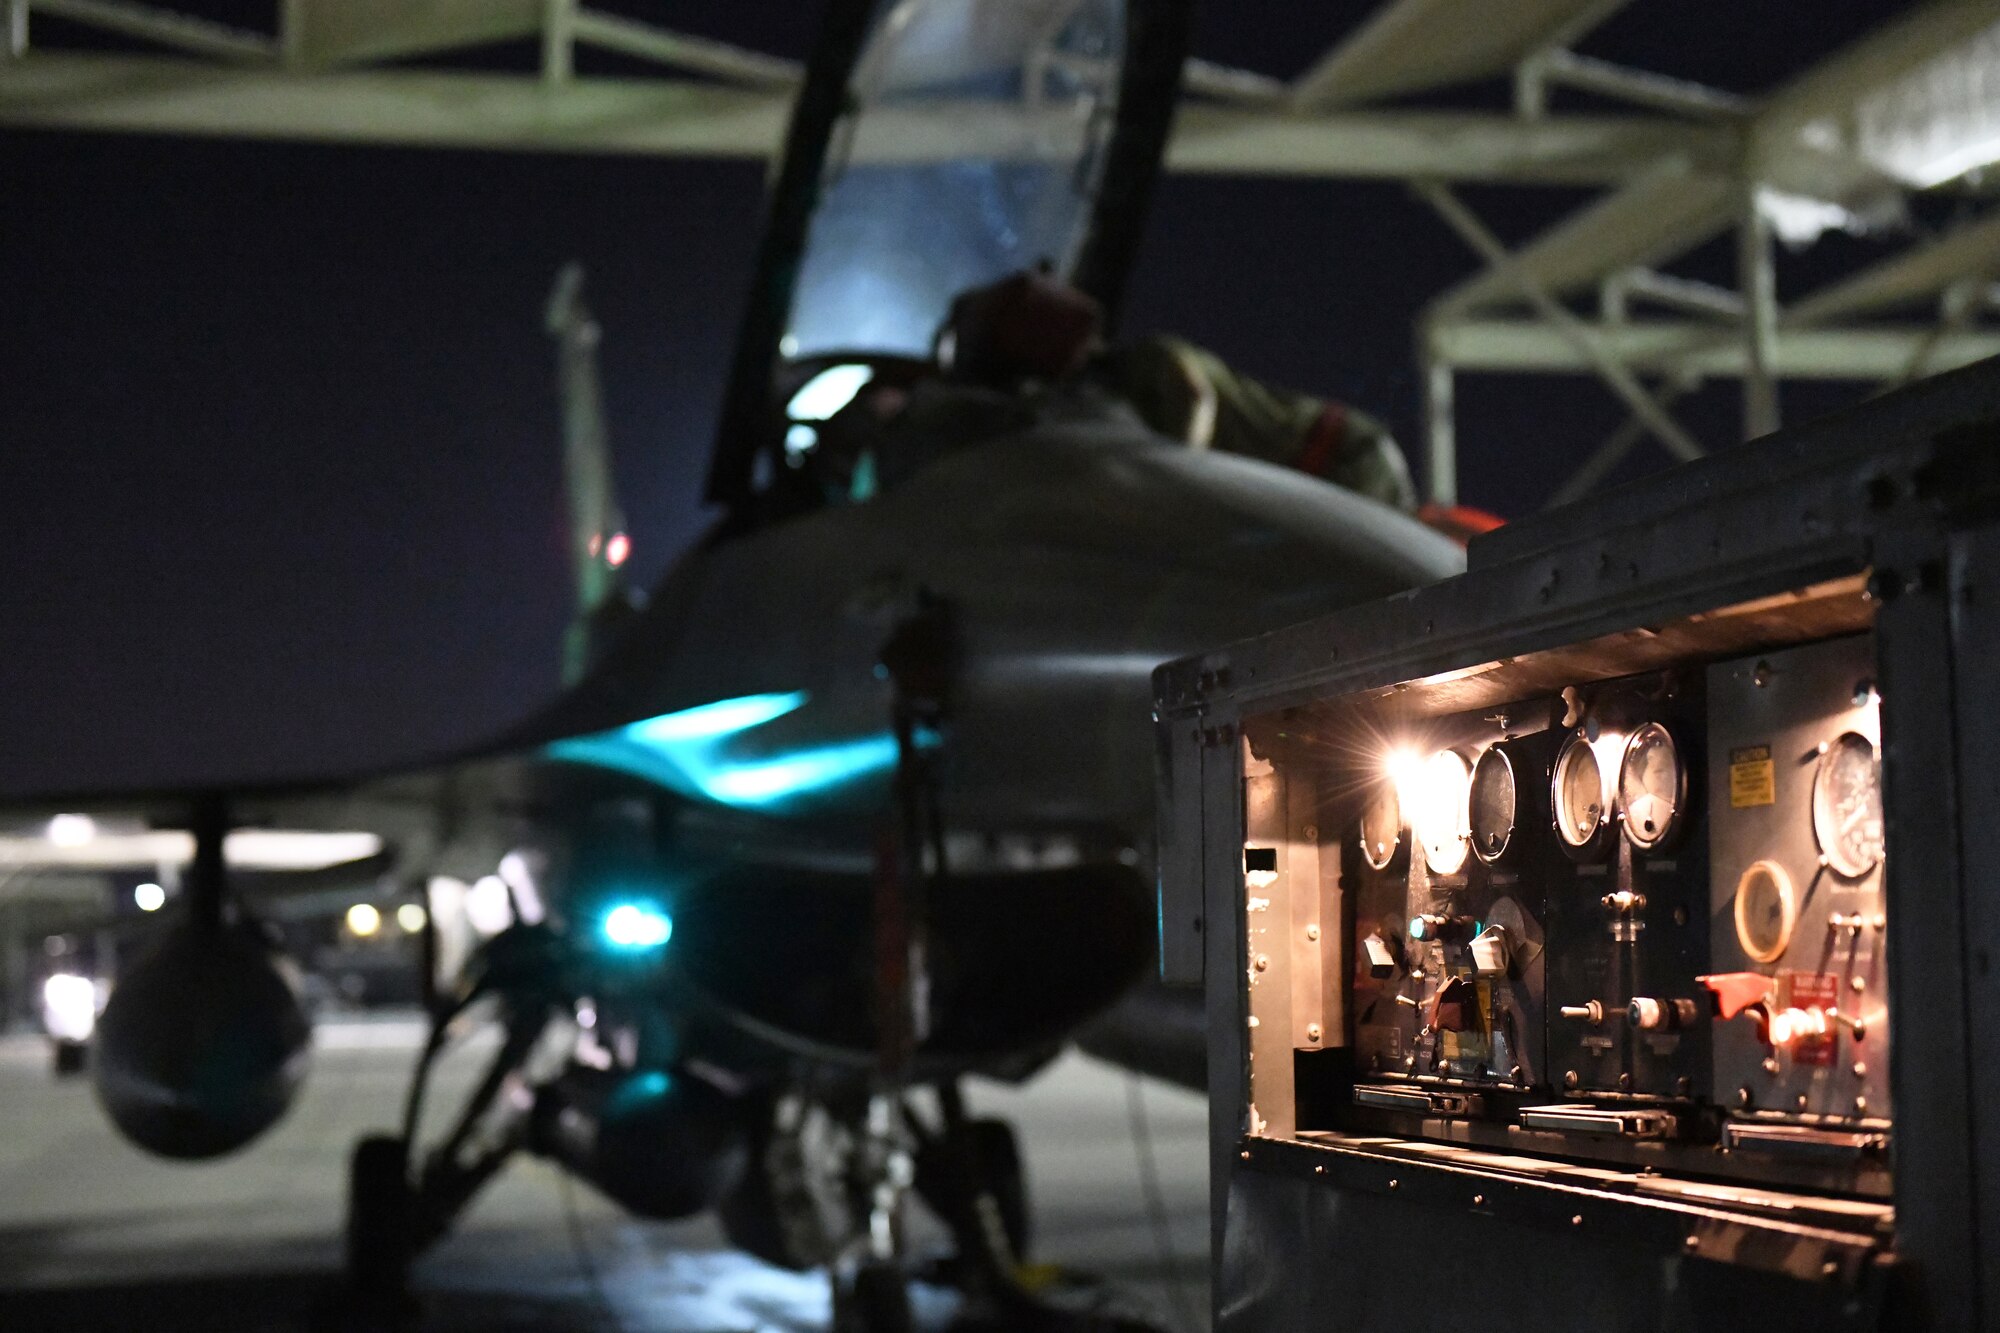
396, 902, 427, 933
1402, 749, 1472, 875
602, 902, 672, 950
346, 902, 382, 937
41, 973, 98, 1042
133, 882, 165, 912
47, 813, 96, 847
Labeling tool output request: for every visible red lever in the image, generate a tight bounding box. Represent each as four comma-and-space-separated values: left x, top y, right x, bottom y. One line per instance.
1698, 972, 1773, 1021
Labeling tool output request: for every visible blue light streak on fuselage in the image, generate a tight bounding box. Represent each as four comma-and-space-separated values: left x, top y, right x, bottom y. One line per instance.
545, 691, 899, 810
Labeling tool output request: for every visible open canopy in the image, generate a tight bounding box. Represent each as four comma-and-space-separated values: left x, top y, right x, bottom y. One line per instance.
707, 0, 1192, 510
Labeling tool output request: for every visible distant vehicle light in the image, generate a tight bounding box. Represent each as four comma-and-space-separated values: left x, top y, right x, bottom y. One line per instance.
602, 902, 673, 951
465, 874, 515, 936
396, 903, 427, 933
346, 903, 382, 937
605, 532, 631, 568
134, 882, 166, 912
47, 813, 96, 847
42, 972, 98, 1042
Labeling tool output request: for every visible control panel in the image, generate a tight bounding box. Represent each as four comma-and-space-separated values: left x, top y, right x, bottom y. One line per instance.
1243, 630, 1889, 1197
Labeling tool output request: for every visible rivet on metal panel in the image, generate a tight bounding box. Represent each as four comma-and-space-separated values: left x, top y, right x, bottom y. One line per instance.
1684, 1235, 1700, 1252
1856, 1095, 1869, 1113
1853, 1062, 1868, 1078
1563, 1070, 1579, 1089
1738, 1086, 1754, 1108
1253, 955, 1269, 972
1314, 1164, 1325, 1175
1240, 1150, 1251, 1162
1571, 1215, 1583, 1227
1388, 1179, 1400, 1191
1763, 1057, 1781, 1075
1302, 825, 1318, 840
1472, 1193, 1485, 1207
1822, 1260, 1840, 1279
1307, 1024, 1322, 1043
1306, 924, 1320, 941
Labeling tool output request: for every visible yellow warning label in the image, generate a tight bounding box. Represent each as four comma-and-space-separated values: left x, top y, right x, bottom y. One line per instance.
1730, 745, 1775, 808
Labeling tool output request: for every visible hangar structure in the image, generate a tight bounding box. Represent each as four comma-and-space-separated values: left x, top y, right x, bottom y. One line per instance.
3, 0, 1999, 509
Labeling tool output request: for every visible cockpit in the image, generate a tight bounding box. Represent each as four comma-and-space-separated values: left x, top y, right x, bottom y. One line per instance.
708, 0, 1180, 518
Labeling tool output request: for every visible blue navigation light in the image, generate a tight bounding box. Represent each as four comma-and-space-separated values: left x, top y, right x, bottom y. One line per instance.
701, 735, 900, 805
546, 690, 900, 810
627, 692, 807, 743
603, 902, 673, 950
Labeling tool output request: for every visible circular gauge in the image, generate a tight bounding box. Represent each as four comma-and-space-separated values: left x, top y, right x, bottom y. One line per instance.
1358, 783, 1403, 871
1617, 723, 1684, 851
1411, 749, 1473, 876
1734, 859, 1796, 963
1552, 732, 1609, 854
1814, 731, 1884, 878
1469, 746, 1518, 864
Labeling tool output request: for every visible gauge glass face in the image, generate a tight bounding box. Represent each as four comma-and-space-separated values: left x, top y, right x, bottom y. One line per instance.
1618, 723, 1682, 850
1468, 747, 1516, 864
1553, 734, 1606, 849
1412, 750, 1472, 875
1814, 731, 1884, 877
1734, 860, 1796, 963
1358, 784, 1402, 871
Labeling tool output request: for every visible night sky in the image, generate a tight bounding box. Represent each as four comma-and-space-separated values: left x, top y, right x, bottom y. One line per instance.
0, 1, 1928, 795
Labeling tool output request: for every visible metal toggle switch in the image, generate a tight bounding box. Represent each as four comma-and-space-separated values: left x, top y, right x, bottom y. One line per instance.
1469, 924, 1511, 975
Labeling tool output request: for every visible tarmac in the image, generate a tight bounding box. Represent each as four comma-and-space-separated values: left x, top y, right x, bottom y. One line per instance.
0, 1016, 1210, 1332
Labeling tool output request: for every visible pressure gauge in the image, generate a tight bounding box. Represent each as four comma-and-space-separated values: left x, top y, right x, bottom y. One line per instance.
1358, 783, 1404, 872
1468, 745, 1518, 865
1411, 750, 1473, 876
1734, 859, 1796, 964
1552, 732, 1610, 856
1814, 731, 1884, 878
1617, 722, 1685, 851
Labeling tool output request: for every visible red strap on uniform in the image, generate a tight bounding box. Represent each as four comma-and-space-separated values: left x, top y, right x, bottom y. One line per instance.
1295, 403, 1348, 477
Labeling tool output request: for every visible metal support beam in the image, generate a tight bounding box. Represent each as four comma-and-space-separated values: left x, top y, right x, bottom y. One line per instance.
1417, 180, 1706, 463
1430, 318, 2000, 379
1422, 350, 1456, 505
1544, 378, 1697, 510
1535, 49, 1749, 119
35, 0, 272, 62
1603, 267, 1746, 322
1738, 187, 1780, 439
566, 11, 800, 89
540, 0, 573, 85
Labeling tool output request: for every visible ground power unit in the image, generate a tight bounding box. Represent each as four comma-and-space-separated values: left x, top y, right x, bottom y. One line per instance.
1156, 360, 2000, 1330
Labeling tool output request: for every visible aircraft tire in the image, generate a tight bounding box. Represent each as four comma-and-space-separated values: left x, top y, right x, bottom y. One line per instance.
50, 1039, 87, 1077
832, 1262, 913, 1333
345, 1135, 415, 1301
964, 1117, 1029, 1263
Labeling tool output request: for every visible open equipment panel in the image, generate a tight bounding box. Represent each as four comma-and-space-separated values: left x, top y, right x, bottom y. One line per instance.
1154, 360, 2000, 1330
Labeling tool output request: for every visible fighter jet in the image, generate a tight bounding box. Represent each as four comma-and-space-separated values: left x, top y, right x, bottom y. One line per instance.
9, 1, 1462, 1327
